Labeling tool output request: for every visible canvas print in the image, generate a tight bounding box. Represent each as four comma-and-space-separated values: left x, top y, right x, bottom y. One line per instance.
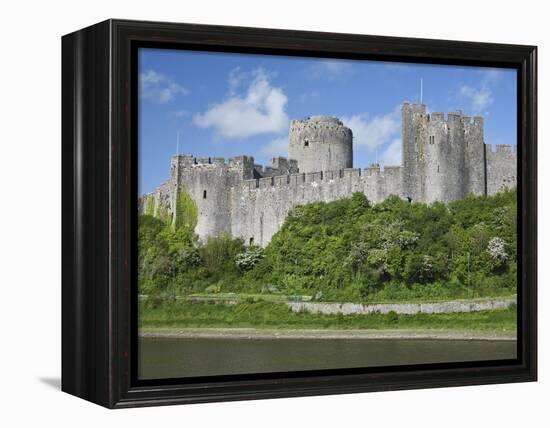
137, 48, 517, 380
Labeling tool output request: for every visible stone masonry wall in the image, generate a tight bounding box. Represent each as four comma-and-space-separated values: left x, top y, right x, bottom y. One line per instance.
486, 145, 517, 195
230, 166, 403, 246
287, 296, 516, 315
465, 116, 486, 196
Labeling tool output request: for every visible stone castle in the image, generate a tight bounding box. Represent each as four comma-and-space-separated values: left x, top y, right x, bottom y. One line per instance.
139, 102, 517, 246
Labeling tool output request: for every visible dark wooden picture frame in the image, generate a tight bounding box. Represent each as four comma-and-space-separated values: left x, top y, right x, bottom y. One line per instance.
62, 19, 537, 408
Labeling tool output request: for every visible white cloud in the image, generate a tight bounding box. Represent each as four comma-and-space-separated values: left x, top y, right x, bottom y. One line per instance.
228, 67, 243, 95
457, 69, 503, 115
381, 139, 402, 166
481, 69, 502, 85
310, 60, 354, 80
298, 90, 320, 103
173, 110, 189, 118
140, 70, 188, 103
459, 85, 494, 114
261, 137, 288, 157
193, 69, 288, 139
342, 108, 400, 150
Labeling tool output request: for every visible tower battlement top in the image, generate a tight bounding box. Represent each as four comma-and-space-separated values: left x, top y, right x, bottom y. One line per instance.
308, 115, 342, 124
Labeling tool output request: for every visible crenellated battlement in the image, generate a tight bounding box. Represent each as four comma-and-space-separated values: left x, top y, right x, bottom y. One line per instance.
290, 115, 345, 129
171, 153, 299, 179
170, 154, 270, 168
427, 112, 483, 128
288, 118, 351, 133
402, 102, 426, 113
486, 144, 516, 155
447, 111, 462, 122
171, 154, 223, 167
363, 164, 381, 176
228, 155, 255, 167
240, 164, 404, 195
430, 112, 445, 122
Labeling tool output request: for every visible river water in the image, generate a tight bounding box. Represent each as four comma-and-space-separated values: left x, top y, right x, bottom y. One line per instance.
138, 336, 516, 380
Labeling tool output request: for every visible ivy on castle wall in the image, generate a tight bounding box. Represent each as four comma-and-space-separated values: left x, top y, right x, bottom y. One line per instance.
155, 200, 171, 224
174, 190, 198, 232
144, 190, 198, 230
145, 196, 155, 217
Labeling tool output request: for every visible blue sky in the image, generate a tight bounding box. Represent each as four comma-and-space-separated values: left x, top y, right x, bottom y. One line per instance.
138, 48, 517, 194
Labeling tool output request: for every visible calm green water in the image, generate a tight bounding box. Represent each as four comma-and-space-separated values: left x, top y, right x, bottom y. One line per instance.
139, 336, 516, 379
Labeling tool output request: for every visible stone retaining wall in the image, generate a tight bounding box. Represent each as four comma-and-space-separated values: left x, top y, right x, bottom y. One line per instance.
287, 296, 516, 315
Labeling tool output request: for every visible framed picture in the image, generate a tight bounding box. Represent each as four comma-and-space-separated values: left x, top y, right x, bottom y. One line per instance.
62, 19, 537, 408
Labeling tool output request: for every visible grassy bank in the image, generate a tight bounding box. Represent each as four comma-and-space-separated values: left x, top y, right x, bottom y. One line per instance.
163, 292, 516, 305
139, 300, 517, 333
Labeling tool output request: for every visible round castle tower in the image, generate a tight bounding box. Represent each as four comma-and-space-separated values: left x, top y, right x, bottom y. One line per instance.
288, 116, 353, 174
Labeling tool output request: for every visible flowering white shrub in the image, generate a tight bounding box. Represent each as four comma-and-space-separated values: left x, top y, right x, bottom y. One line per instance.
235, 246, 265, 270
421, 255, 434, 274
487, 237, 508, 263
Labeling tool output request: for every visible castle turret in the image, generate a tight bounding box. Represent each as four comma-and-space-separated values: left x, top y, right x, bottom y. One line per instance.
288, 116, 352, 174
401, 102, 428, 201
425, 111, 467, 203
402, 103, 483, 203
401, 103, 487, 203
168, 155, 253, 239
464, 116, 486, 196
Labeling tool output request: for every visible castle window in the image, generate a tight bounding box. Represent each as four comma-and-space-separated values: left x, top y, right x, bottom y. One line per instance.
437, 165, 440, 173
429, 135, 435, 145
304, 139, 309, 147
249, 237, 254, 245
203, 190, 207, 199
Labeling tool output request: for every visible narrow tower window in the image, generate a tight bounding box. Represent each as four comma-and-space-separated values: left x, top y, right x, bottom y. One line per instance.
437, 165, 440, 173
249, 237, 254, 246
203, 190, 207, 199
304, 139, 309, 147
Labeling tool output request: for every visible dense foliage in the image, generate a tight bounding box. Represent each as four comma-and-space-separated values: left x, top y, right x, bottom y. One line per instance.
138, 190, 517, 302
